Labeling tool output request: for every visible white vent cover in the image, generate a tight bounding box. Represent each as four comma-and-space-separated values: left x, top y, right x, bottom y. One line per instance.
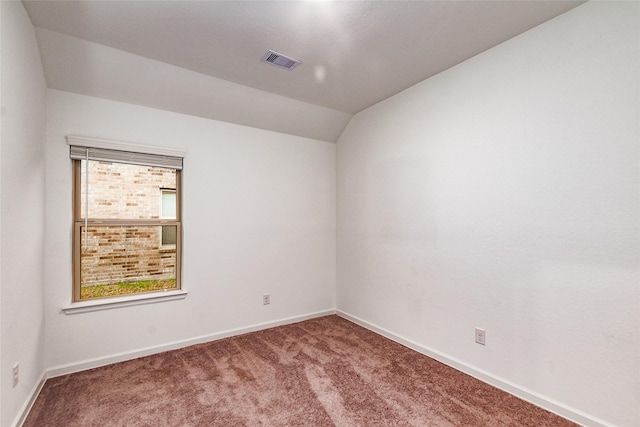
261, 50, 302, 71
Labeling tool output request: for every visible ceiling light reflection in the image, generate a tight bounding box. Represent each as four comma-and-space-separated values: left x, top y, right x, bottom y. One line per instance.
314, 65, 327, 83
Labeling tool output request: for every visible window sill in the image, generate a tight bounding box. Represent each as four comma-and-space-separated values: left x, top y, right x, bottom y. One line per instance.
62, 289, 188, 314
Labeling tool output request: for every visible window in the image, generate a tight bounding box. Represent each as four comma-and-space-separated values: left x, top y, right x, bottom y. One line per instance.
161, 189, 177, 247
70, 139, 183, 302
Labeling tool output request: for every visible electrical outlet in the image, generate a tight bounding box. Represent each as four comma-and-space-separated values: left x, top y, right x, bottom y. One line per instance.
263, 294, 270, 305
12, 363, 19, 388
475, 328, 486, 345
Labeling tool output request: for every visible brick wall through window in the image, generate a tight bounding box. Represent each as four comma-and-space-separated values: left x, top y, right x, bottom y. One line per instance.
79, 161, 177, 287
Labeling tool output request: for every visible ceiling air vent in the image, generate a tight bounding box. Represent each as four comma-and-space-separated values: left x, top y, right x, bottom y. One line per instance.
261, 50, 302, 71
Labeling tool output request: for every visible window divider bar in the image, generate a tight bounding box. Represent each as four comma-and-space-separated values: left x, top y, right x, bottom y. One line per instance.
78, 219, 180, 226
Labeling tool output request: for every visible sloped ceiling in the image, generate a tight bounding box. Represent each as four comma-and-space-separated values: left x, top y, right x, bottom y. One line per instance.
23, 1, 583, 142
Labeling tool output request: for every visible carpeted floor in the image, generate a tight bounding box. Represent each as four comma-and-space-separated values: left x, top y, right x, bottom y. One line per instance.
24, 315, 576, 426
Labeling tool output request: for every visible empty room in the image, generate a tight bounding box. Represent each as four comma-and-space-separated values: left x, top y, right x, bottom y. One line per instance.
1, 1, 638, 426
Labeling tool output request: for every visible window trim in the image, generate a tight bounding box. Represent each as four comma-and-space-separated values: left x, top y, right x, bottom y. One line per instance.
69, 135, 185, 305
62, 289, 188, 315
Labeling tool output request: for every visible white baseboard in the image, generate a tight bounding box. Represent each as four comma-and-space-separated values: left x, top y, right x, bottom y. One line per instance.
11, 371, 47, 427
13, 309, 336, 425
336, 310, 613, 427
47, 309, 336, 378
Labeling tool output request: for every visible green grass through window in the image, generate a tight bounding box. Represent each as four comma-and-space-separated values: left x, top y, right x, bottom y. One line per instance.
81, 279, 176, 299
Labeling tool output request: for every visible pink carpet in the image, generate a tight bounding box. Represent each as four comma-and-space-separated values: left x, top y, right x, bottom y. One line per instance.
24, 315, 576, 426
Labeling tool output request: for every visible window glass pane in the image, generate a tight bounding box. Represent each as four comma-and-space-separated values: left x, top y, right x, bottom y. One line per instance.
162, 225, 177, 246
161, 191, 176, 219
80, 160, 177, 220
80, 225, 178, 300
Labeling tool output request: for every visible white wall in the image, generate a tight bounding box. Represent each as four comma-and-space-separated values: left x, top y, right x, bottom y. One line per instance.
336, 2, 639, 426
0, 2, 47, 426
44, 90, 336, 370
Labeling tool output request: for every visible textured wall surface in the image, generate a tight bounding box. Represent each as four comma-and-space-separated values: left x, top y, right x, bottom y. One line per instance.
0, 2, 47, 426
44, 89, 336, 371
337, 2, 639, 426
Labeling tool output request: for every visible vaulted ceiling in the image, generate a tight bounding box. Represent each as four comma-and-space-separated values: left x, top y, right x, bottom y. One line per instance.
23, 1, 583, 142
